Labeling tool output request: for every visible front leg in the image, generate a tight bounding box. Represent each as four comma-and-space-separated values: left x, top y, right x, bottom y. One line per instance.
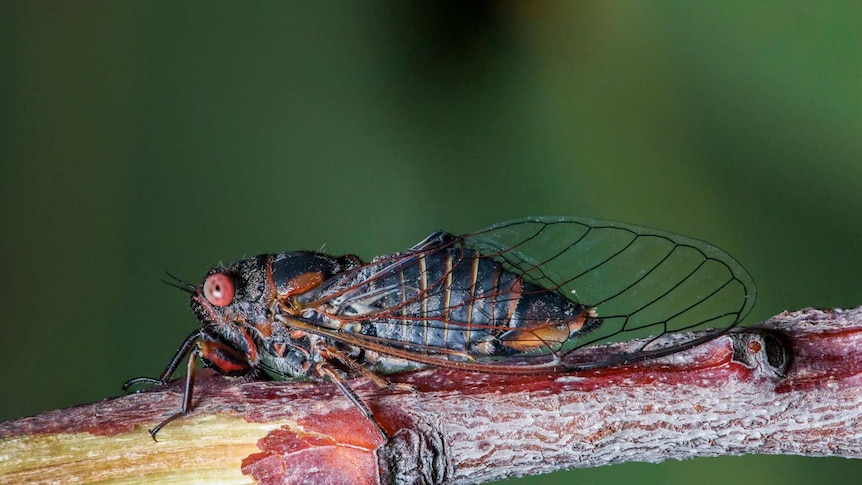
122, 329, 203, 390
124, 330, 255, 440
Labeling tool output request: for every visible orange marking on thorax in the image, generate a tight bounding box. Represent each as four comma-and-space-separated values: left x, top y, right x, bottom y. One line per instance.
277, 271, 326, 316
254, 321, 274, 339
280, 271, 325, 298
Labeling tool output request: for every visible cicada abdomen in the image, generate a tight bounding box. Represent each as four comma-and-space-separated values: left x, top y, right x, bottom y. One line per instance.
297, 231, 603, 369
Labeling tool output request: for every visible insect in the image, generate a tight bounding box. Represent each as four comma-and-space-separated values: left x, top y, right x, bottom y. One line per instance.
124, 216, 756, 439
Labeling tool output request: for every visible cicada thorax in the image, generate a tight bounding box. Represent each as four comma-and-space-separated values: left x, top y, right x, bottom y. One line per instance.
295, 235, 603, 362
221, 251, 362, 377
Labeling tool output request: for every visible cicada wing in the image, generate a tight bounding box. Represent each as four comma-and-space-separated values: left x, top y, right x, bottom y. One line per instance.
302, 216, 755, 371
463, 216, 756, 367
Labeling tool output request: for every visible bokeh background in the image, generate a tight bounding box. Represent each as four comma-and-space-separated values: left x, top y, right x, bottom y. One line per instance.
2, 2, 861, 484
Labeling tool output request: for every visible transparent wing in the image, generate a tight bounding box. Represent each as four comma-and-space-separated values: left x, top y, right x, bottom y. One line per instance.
463, 216, 756, 367
300, 216, 755, 371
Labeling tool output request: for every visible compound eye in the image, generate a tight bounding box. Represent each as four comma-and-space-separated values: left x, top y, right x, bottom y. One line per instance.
203, 273, 234, 307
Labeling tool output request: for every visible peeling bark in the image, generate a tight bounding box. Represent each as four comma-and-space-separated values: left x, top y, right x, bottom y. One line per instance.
2, 307, 862, 484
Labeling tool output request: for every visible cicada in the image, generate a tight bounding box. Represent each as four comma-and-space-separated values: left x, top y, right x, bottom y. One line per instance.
124, 216, 756, 439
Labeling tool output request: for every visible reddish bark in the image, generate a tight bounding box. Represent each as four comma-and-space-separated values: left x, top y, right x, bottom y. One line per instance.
2, 307, 862, 484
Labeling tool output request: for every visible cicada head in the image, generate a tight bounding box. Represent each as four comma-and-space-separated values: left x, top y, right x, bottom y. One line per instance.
191, 255, 275, 333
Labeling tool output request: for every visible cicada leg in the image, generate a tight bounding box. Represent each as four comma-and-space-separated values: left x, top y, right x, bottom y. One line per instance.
315, 361, 390, 440
122, 329, 202, 391
314, 341, 419, 440
123, 329, 254, 441
146, 346, 201, 440
321, 344, 415, 393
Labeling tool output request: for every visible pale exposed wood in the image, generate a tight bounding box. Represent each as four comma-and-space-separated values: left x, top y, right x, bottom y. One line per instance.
2, 307, 861, 485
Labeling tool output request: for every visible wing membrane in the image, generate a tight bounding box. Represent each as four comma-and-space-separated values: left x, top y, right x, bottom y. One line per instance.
299, 216, 756, 371
463, 217, 755, 366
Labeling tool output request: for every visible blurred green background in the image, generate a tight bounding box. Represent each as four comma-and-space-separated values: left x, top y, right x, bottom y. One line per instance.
2, 2, 861, 484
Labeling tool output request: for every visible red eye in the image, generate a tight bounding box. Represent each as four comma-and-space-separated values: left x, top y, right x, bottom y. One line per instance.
203, 273, 234, 307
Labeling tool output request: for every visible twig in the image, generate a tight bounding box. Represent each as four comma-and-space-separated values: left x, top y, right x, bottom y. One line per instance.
2, 307, 862, 484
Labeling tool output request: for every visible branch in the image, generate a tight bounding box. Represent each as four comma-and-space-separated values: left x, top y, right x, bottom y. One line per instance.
2, 307, 862, 484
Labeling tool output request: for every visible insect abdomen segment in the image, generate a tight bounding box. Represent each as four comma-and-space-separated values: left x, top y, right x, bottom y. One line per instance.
336, 245, 599, 357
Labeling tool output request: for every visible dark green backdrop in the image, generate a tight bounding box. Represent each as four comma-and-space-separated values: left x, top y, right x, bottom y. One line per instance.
2, 2, 861, 484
